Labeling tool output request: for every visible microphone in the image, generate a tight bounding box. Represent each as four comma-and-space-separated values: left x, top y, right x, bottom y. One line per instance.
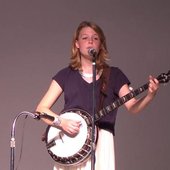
35, 112, 55, 121
88, 48, 97, 58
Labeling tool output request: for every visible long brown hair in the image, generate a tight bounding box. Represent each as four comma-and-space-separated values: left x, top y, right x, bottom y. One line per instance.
69, 21, 109, 70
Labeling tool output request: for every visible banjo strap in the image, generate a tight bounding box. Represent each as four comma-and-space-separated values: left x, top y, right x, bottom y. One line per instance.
98, 65, 111, 111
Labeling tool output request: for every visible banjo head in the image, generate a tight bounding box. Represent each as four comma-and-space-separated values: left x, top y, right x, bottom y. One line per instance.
44, 108, 96, 166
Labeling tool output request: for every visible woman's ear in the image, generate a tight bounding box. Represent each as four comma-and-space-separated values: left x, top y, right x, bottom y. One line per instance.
75, 40, 79, 49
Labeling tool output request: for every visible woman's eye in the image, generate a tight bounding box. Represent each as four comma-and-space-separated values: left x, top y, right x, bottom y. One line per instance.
82, 37, 88, 40
93, 37, 99, 40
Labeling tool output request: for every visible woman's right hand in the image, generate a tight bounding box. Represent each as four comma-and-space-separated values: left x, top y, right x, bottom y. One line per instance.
59, 118, 82, 136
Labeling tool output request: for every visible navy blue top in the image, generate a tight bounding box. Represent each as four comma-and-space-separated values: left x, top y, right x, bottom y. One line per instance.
52, 66, 130, 135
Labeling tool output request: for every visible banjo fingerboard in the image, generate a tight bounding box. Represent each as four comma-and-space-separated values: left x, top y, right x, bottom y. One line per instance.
95, 83, 149, 121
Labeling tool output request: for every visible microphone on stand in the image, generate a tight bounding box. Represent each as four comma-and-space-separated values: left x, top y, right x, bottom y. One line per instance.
88, 48, 97, 59
88, 47, 98, 170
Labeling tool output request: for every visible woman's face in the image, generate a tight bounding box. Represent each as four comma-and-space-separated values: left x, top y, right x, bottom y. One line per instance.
75, 27, 101, 58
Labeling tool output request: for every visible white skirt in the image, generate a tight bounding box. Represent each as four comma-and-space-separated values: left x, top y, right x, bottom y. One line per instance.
53, 129, 115, 170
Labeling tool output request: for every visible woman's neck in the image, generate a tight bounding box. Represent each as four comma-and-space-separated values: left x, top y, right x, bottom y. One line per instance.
81, 58, 93, 74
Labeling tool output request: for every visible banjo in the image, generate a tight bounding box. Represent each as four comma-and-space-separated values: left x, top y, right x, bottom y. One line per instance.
44, 70, 170, 166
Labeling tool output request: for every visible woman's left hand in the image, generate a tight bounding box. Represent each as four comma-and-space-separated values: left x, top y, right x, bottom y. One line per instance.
148, 75, 159, 97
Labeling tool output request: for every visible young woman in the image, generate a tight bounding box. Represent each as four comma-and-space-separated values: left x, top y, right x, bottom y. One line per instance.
36, 21, 159, 170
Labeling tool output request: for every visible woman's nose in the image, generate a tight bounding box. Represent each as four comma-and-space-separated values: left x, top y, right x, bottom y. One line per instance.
88, 37, 93, 43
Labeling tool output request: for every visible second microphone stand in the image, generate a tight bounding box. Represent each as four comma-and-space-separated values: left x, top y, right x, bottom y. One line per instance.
10, 111, 54, 170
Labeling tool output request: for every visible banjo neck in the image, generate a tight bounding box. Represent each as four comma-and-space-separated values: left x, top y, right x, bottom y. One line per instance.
95, 70, 170, 122
95, 83, 148, 121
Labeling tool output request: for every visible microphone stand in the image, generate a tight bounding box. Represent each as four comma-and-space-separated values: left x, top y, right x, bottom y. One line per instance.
10, 111, 49, 170
91, 55, 97, 170
10, 111, 39, 170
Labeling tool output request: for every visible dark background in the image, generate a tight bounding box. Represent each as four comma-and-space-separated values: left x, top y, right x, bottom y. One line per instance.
0, 0, 170, 170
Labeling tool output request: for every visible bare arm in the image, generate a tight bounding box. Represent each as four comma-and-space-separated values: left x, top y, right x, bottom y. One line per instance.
119, 76, 159, 114
36, 80, 81, 135
36, 80, 63, 125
